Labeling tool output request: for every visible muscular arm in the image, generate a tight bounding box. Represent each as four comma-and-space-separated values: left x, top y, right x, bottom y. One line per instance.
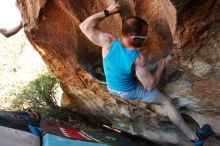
0, 21, 23, 38
79, 3, 120, 48
135, 54, 164, 91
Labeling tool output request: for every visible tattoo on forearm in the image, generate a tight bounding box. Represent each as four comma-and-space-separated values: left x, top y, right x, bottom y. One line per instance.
139, 60, 148, 67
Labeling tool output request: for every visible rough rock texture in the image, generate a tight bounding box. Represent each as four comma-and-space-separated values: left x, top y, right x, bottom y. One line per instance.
17, 0, 220, 145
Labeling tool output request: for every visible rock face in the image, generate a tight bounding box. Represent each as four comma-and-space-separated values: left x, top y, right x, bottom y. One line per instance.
17, 0, 220, 145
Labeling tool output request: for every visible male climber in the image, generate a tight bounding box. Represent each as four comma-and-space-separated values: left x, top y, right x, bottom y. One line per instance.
79, 3, 213, 146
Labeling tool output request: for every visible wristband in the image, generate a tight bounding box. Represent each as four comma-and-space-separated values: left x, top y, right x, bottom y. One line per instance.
104, 10, 110, 17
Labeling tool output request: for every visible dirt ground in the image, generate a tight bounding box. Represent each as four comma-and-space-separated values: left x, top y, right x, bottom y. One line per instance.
0, 30, 48, 109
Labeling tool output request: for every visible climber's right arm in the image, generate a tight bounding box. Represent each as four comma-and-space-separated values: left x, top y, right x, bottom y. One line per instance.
79, 3, 120, 48
135, 54, 165, 91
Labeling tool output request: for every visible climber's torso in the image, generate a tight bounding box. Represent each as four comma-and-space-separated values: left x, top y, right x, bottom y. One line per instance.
102, 39, 141, 92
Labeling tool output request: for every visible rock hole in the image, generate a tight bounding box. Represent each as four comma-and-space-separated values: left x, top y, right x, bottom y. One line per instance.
167, 70, 184, 82
90, 65, 106, 84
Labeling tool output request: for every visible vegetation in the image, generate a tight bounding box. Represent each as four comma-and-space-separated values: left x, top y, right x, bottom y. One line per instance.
11, 73, 93, 126
12, 73, 59, 115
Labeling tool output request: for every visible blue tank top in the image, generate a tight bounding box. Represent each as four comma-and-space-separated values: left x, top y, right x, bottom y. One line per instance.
103, 40, 140, 91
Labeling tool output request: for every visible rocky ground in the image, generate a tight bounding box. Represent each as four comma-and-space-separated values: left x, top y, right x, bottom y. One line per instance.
0, 30, 48, 109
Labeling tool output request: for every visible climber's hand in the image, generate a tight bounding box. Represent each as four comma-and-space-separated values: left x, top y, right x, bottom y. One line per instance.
106, 2, 120, 15
0, 28, 7, 34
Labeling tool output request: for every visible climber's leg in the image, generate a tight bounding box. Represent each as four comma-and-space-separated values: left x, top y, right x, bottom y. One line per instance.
151, 91, 199, 141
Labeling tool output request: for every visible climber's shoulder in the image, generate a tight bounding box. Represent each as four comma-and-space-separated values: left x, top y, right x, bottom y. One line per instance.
102, 35, 115, 58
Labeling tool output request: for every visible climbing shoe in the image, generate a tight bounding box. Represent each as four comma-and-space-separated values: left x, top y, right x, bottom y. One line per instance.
192, 140, 204, 146
191, 124, 213, 146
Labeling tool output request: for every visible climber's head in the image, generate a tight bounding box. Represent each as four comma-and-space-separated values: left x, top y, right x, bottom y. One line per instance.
122, 16, 148, 48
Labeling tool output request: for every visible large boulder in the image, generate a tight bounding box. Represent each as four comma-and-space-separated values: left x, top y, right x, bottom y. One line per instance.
17, 0, 220, 145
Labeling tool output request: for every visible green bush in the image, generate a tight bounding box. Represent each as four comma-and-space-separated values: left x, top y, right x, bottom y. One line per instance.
12, 73, 59, 115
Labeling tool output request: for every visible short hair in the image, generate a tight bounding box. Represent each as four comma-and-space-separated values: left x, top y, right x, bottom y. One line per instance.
122, 16, 148, 36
